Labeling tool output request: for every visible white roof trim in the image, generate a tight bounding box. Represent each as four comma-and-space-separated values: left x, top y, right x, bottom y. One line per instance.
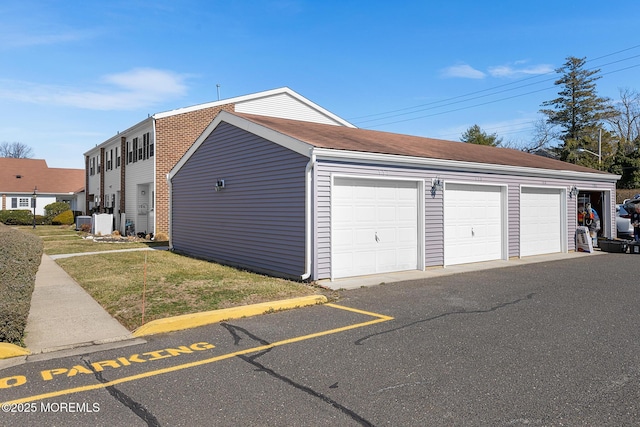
154, 87, 355, 127
169, 111, 314, 180
312, 148, 620, 182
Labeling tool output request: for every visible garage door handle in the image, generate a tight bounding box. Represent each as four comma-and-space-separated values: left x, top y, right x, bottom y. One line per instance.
471, 227, 475, 236
375, 232, 380, 243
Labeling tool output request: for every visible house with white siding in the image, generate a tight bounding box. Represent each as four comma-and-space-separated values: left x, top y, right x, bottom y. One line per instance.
83, 87, 353, 236
168, 111, 620, 281
0, 158, 85, 216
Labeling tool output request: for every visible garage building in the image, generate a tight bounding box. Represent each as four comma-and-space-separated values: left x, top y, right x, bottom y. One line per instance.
169, 111, 619, 281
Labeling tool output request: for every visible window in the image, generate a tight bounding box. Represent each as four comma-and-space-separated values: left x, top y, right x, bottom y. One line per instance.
11, 198, 17, 208
143, 133, 149, 160
90, 157, 95, 175
116, 147, 121, 168
106, 149, 113, 171
149, 134, 154, 158
97, 155, 101, 174
19, 198, 29, 208
127, 141, 132, 164
132, 138, 138, 163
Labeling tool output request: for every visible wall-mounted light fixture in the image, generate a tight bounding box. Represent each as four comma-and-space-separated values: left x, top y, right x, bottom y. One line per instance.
569, 185, 579, 198
214, 179, 226, 192
431, 177, 444, 193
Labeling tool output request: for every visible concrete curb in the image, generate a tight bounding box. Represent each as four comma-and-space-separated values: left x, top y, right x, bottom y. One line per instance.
0, 343, 30, 360
133, 295, 328, 337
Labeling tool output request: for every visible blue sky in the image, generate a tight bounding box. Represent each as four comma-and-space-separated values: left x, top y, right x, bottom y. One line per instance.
1, 1, 640, 169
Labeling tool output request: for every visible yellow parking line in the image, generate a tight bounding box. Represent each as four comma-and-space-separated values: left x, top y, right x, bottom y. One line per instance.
3, 304, 393, 405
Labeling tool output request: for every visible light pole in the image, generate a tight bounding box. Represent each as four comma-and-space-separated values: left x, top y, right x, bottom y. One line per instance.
577, 129, 602, 167
32, 186, 37, 229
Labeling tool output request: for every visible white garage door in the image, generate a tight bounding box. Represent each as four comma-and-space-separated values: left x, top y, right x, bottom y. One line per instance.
520, 187, 563, 257
444, 183, 504, 266
332, 178, 419, 279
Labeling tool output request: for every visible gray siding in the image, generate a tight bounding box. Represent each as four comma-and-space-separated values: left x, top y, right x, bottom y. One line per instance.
171, 122, 308, 278
314, 161, 616, 280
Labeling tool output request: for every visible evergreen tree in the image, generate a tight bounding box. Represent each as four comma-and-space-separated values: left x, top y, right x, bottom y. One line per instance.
460, 124, 502, 147
540, 56, 615, 163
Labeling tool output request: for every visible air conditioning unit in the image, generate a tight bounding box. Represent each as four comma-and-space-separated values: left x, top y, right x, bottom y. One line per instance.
75, 216, 92, 231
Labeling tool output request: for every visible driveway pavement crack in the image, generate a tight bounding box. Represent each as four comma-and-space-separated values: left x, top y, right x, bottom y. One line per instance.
221, 322, 375, 426
355, 292, 536, 345
82, 357, 161, 427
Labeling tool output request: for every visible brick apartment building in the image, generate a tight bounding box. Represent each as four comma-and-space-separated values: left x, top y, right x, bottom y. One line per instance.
83, 87, 353, 236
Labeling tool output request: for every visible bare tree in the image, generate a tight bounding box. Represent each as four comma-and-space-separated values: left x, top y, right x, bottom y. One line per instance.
607, 88, 640, 155
519, 119, 558, 154
0, 141, 34, 158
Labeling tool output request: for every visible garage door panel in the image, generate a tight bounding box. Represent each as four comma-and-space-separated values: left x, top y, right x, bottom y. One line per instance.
355, 228, 376, 245
333, 229, 354, 247
355, 205, 376, 221
445, 184, 504, 265
521, 188, 562, 257
332, 178, 419, 279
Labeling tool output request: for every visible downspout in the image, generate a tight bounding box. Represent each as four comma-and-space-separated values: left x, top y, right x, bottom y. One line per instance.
166, 172, 173, 250
152, 117, 157, 236
301, 150, 316, 281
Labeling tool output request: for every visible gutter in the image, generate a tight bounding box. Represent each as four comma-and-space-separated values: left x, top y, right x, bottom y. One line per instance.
301, 150, 316, 281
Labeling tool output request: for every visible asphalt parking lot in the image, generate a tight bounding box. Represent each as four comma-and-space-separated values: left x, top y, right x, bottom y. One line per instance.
2, 252, 639, 426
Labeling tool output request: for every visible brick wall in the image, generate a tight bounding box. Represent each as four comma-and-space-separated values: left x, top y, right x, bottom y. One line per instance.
154, 103, 235, 235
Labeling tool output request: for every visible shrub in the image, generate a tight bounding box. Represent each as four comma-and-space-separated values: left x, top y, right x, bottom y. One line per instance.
0, 224, 43, 345
52, 210, 74, 225
154, 231, 169, 242
0, 210, 34, 225
44, 202, 71, 224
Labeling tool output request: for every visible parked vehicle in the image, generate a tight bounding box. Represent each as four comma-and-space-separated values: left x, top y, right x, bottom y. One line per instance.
616, 204, 634, 238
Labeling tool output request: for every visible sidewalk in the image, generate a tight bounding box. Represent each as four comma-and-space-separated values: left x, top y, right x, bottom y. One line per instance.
0, 248, 324, 368
0, 254, 146, 368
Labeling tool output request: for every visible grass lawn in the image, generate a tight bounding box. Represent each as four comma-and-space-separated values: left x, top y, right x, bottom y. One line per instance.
16, 225, 168, 255
27, 226, 321, 331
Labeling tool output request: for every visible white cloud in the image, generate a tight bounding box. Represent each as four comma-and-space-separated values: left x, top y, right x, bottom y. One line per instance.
0, 68, 188, 110
441, 61, 554, 80
441, 64, 486, 79
488, 62, 554, 78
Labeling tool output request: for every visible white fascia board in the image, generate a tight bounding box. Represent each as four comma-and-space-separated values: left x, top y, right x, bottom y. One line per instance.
84, 117, 153, 156
313, 148, 620, 182
168, 111, 314, 181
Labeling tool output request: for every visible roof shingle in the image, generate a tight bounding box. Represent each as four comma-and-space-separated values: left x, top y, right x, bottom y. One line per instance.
235, 113, 607, 175
0, 158, 84, 194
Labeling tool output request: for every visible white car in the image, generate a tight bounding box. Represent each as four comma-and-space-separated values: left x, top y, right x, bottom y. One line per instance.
616, 204, 634, 238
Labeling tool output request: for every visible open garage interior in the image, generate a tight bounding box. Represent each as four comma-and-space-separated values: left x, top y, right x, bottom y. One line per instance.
578, 190, 610, 239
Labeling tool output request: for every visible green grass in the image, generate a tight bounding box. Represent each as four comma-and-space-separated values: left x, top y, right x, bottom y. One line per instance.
28, 228, 322, 331
15, 225, 167, 255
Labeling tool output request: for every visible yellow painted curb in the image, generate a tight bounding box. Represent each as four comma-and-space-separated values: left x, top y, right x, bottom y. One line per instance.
133, 295, 328, 337
0, 342, 30, 359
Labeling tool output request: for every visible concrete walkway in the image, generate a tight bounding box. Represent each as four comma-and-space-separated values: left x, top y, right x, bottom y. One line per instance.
23, 254, 141, 357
